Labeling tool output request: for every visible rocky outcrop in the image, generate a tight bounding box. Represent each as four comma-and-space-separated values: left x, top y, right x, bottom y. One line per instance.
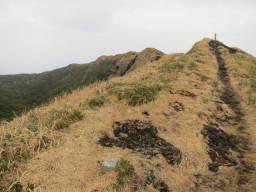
114, 48, 164, 76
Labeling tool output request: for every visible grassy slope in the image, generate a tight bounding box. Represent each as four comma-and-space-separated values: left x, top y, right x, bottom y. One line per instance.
0, 48, 163, 121
0, 38, 255, 192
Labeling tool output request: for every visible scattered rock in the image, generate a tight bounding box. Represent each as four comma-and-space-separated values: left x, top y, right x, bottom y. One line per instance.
101, 158, 118, 173
176, 90, 196, 98
169, 89, 196, 98
98, 120, 182, 165
201, 125, 248, 172
144, 170, 169, 192
145, 170, 156, 185
193, 174, 226, 191
201, 75, 210, 81
169, 102, 184, 112
154, 180, 169, 192
142, 111, 150, 116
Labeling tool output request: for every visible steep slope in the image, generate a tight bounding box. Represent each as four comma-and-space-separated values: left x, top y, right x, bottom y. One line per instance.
0, 38, 255, 192
0, 48, 164, 121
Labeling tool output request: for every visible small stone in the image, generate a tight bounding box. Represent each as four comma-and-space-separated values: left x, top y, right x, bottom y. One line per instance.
208, 163, 219, 172
102, 158, 118, 173
142, 111, 150, 116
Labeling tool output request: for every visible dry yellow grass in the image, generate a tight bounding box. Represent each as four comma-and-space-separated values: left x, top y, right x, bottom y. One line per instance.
0, 38, 255, 192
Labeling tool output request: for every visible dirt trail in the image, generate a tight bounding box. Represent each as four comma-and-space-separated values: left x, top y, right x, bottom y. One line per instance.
203, 40, 255, 189
208, 41, 244, 122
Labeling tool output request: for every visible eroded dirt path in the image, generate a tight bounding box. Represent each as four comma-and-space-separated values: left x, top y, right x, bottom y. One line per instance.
199, 40, 255, 191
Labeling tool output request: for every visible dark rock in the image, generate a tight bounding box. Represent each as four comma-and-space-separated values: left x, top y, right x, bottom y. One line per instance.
169, 89, 196, 98
208, 163, 219, 172
142, 111, 150, 116
144, 170, 170, 192
145, 170, 156, 185
169, 102, 184, 112
201, 124, 249, 172
154, 180, 169, 192
98, 120, 182, 165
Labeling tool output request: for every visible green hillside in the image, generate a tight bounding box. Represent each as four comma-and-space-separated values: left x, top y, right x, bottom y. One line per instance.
0, 48, 164, 121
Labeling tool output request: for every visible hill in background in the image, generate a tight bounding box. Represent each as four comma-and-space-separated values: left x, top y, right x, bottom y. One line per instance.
0, 48, 164, 121
0, 38, 255, 192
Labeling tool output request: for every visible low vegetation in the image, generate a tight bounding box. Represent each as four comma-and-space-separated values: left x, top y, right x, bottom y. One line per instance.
113, 159, 135, 190
88, 97, 105, 109
8, 182, 34, 192
0, 106, 83, 190
107, 83, 162, 106
53, 108, 83, 129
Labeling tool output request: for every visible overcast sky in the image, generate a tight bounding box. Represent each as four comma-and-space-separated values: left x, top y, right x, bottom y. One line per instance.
0, 0, 255, 75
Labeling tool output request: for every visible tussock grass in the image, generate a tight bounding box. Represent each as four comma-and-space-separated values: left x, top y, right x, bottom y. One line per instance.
107, 83, 162, 106
88, 96, 105, 109
0, 104, 83, 190
113, 159, 135, 190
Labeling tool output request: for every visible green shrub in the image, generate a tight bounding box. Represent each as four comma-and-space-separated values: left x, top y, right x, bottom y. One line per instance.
68, 109, 83, 121
26, 183, 35, 191
10, 182, 23, 192
127, 85, 161, 106
26, 124, 38, 133
113, 159, 135, 190
110, 84, 162, 106
53, 108, 83, 130
0, 157, 9, 172
55, 120, 69, 130
88, 97, 105, 109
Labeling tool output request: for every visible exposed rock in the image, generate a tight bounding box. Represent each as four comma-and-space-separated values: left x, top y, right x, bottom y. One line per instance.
201, 125, 248, 172
142, 111, 150, 116
169, 102, 184, 112
114, 48, 164, 76
101, 158, 118, 173
144, 170, 169, 192
98, 120, 182, 165
169, 89, 196, 98
193, 174, 226, 191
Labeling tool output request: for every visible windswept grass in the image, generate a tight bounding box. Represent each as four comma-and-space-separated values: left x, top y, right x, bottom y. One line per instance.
0, 105, 83, 190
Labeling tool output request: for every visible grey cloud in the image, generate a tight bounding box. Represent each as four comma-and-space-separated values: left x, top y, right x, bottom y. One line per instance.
0, 0, 255, 74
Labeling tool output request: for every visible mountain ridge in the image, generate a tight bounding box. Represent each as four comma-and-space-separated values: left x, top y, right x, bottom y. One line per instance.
0, 48, 164, 121
0, 38, 255, 192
